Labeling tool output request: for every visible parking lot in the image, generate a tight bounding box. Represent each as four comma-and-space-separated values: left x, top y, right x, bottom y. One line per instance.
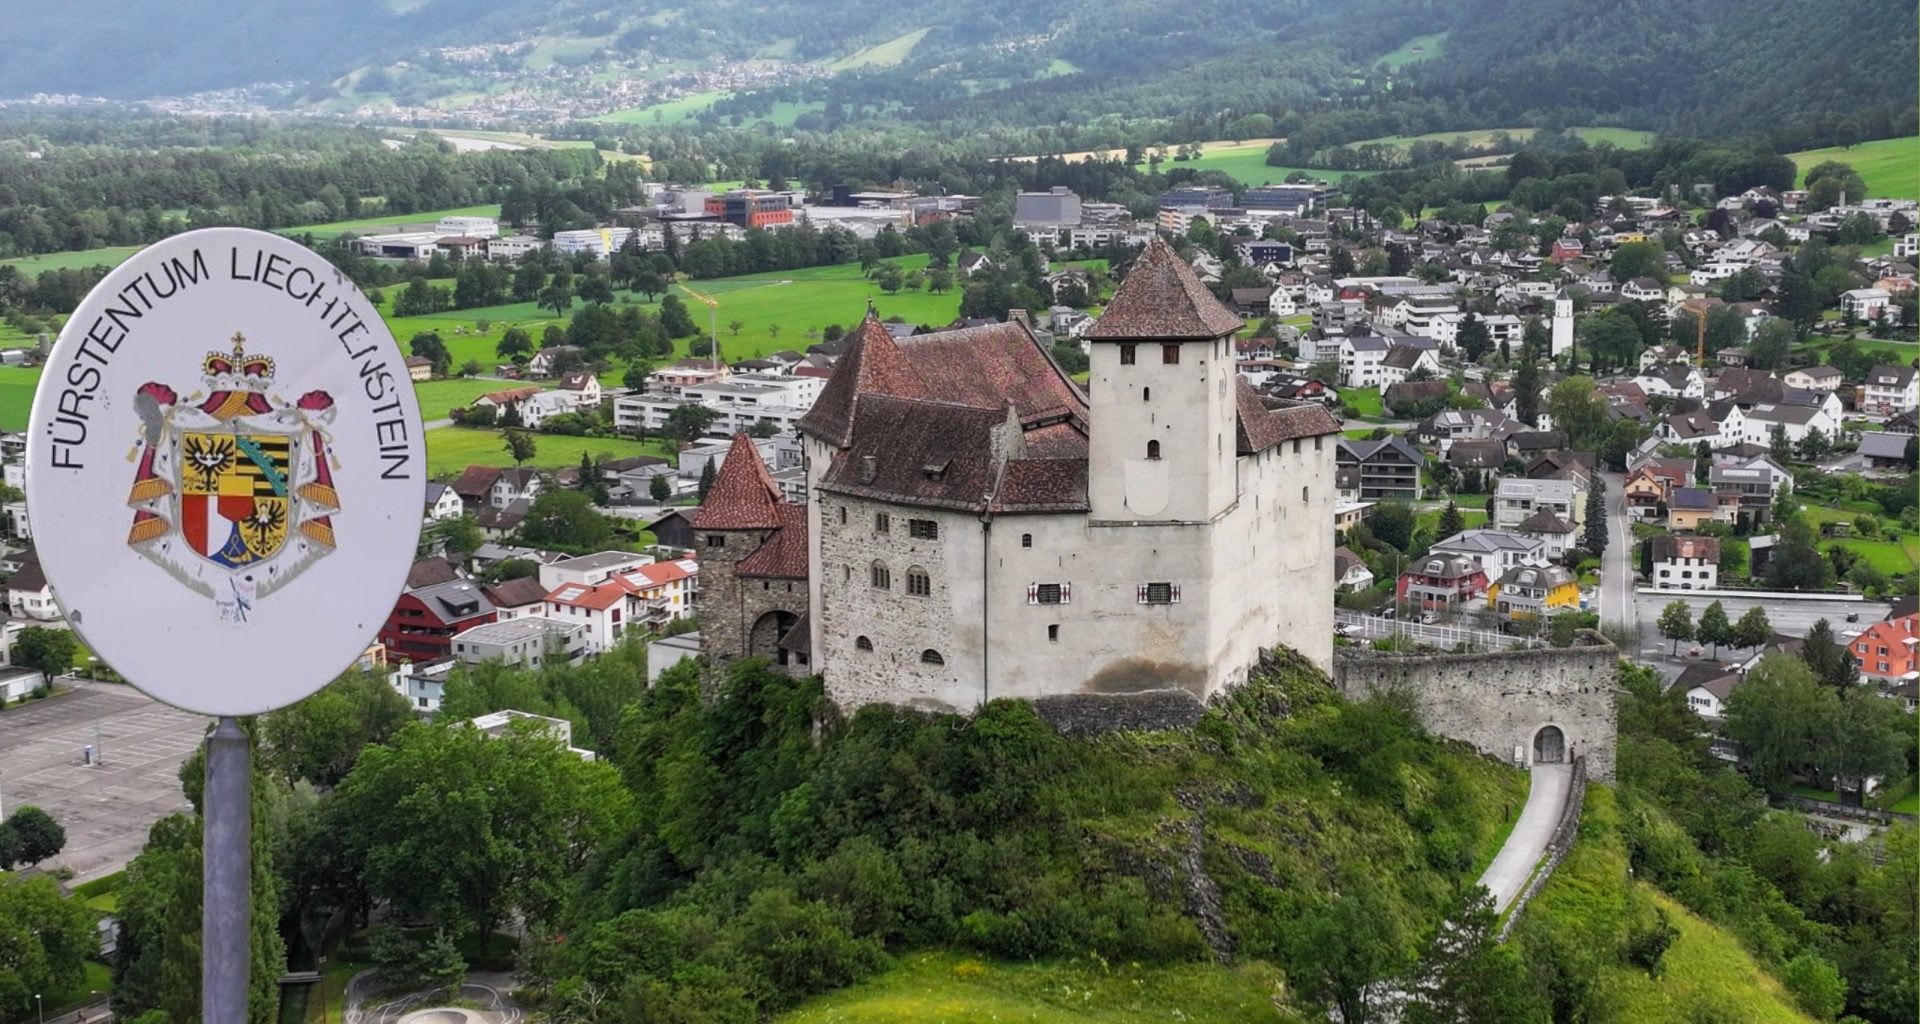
0, 682, 207, 881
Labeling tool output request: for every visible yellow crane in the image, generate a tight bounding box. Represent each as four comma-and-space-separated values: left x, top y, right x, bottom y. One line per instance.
679, 282, 722, 371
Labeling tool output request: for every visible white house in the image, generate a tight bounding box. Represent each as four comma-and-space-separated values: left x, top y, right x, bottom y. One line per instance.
1681, 666, 1740, 719
5, 555, 56, 621
1782, 366, 1844, 392
424, 482, 464, 522
1863, 365, 1918, 416
1429, 528, 1548, 576
451, 616, 588, 669
490, 468, 541, 509
1375, 344, 1443, 387
1339, 335, 1392, 388
1494, 476, 1582, 529
388, 658, 456, 714
1649, 535, 1719, 591
1268, 290, 1298, 317
1840, 288, 1893, 322
539, 551, 656, 591
1632, 364, 1706, 400
1737, 400, 1841, 447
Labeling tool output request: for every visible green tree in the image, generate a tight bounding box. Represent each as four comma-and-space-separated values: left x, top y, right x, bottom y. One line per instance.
13, 627, 77, 689
1437, 501, 1465, 539
1695, 600, 1733, 658
1370, 501, 1417, 553
0, 806, 64, 867
1768, 423, 1793, 465
260, 671, 415, 787
664, 403, 718, 446
1582, 478, 1608, 557
1456, 313, 1492, 363
409, 331, 451, 377
0, 874, 97, 1020
503, 428, 537, 467
1735, 605, 1772, 649
336, 721, 633, 949
660, 294, 698, 338
1514, 333, 1543, 427
519, 490, 612, 550
1657, 600, 1694, 656
873, 263, 905, 293
1798, 618, 1859, 688
1780, 952, 1847, 1021
1609, 240, 1665, 283
1546, 377, 1609, 450
698, 459, 717, 501
431, 515, 484, 560
1816, 690, 1908, 804
496, 327, 534, 362
1746, 318, 1794, 370
540, 266, 575, 318
1762, 513, 1835, 592
649, 473, 672, 503
1289, 879, 1412, 1024
1722, 655, 1833, 793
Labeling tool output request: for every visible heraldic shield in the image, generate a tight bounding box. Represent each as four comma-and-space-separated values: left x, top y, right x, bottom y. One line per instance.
124, 333, 342, 620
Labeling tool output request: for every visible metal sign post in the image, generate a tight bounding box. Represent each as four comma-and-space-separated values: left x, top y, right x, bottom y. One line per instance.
204, 718, 251, 1023
26, 227, 424, 1024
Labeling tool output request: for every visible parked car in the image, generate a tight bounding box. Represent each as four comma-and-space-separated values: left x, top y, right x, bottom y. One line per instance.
1419, 611, 1437, 625
1845, 612, 1860, 623
1335, 622, 1354, 637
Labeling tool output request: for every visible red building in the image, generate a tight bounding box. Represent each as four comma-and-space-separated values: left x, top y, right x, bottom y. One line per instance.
703, 189, 795, 229
378, 579, 498, 664
1396, 554, 1490, 608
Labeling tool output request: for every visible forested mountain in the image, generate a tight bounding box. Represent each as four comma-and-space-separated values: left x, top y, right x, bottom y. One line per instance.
1, 0, 1913, 152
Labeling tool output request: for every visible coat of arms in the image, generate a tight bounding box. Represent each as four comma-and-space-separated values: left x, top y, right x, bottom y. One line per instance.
125, 333, 341, 622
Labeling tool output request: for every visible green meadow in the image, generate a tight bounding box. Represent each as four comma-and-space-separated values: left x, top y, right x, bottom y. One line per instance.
1373, 32, 1448, 70
0, 245, 143, 277
423, 426, 674, 478
292, 203, 503, 240
1788, 136, 1920, 199
0, 365, 39, 430
827, 27, 929, 71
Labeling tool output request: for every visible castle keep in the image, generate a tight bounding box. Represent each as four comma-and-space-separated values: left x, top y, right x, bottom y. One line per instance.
694, 239, 1341, 713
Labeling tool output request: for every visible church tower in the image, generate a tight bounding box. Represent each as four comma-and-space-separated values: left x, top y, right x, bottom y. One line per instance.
1083, 239, 1247, 523
1550, 288, 1574, 358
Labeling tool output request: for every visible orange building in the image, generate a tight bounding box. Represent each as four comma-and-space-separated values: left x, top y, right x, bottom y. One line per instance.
1850, 613, 1918, 682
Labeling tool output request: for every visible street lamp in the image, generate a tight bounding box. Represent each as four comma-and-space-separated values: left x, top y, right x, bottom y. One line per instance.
35, 992, 43, 1024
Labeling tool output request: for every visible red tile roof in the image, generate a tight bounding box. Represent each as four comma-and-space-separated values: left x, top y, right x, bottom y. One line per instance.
691, 434, 784, 530
451, 465, 502, 499
736, 505, 810, 578
797, 316, 931, 447
1235, 380, 1341, 454
545, 577, 635, 611
1084, 238, 1245, 340
483, 575, 549, 609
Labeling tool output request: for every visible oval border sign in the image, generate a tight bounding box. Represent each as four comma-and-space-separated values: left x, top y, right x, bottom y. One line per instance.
26, 227, 425, 715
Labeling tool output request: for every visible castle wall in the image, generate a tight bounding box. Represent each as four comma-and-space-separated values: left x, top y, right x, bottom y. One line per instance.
1330, 639, 1619, 780
694, 526, 772, 663
1087, 335, 1239, 523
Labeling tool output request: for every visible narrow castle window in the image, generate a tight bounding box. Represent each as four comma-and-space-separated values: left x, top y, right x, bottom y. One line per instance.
1302, 486, 1310, 502
856, 636, 873, 652
1143, 386, 1150, 402
1162, 344, 1180, 365
1147, 440, 1161, 460
705, 534, 726, 547
870, 562, 891, 590
906, 567, 931, 597
1314, 436, 1323, 451
1048, 624, 1059, 643
920, 649, 945, 666
875, 512, 890, 534
908, 519, 939, 540
1120, 344, 1136, 365
1021, 533, 1033, 548
838, 506, 847, 525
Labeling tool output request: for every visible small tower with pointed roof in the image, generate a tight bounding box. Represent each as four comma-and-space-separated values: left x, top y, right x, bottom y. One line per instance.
690, 434, 810, 670
1551, 287, 1574, 359
1082, 238, 1245, 523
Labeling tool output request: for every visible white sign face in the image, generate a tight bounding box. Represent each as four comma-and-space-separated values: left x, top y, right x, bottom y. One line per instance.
27, 228, 425, 715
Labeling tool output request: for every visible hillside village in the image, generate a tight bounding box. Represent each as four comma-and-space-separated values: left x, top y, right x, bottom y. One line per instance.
5, 165, 1912, 726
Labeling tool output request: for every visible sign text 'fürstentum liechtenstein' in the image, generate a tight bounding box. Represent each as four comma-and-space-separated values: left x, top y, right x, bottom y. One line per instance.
26, 227, 425, 716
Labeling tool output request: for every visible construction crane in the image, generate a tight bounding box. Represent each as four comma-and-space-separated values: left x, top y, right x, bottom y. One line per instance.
679, 283, 722, 371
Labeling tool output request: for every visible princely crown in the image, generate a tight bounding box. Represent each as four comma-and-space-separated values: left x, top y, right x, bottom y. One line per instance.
203, 332, 275, 385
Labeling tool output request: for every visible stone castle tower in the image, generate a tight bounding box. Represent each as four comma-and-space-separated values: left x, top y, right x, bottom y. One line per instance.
689, 434, 810, 671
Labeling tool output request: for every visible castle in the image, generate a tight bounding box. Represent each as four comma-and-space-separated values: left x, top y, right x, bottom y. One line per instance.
692, 239, 1341, 714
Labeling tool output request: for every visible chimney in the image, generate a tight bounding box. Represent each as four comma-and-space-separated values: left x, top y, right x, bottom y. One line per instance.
859, 455, 878, 484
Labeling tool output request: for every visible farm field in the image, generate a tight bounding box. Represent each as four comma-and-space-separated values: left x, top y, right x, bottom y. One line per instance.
779, 951, 1289, 1024
413, 378, 520, 421
0, 245, 143, 277
1373, 31, 1447, 70
292, 203, 503, 240
1796, 503, 1919, 577
1788, 136, 1920, 199
827, 27, 929, 71
423, 426, 674, 478
1343, 126, 1655, 153
376, 256, 963, 373
596, 89, 732, 124
0, 365, 39, 430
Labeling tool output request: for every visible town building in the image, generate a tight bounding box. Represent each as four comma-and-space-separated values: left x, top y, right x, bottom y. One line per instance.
695, 239, 1341, 713
1397, 554, 1489, 609
1649, 535, 1720, 591
450, 616, 589, 669
1487, 564, 1580, 619
1864, 365, 1919, 416
1850, 613, 1918, 683
379, 579, 498, 664
1336, 436, 1425, 501
1429, 528, 1548, 576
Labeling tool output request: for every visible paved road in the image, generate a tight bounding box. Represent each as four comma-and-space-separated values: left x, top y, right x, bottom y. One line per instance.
0, 683, 207, 880
1478, 763, 1572, 913
1596, 471, 1637, 635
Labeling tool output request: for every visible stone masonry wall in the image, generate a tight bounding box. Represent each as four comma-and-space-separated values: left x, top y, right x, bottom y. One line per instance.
1331, 636, 1619, 781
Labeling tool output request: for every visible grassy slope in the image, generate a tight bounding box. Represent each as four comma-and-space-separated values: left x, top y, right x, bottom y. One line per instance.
423, 427, 676, 478
780, 952, 1295, 1024
1521, 786, 1816, 1024
1788, 136, 1920, 200
596, 89, 734, 125
827, 27, 930, 71
1374, 32, 1448, 70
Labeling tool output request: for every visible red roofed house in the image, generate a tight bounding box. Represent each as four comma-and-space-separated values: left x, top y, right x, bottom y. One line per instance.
693, 434, 811, 670
701, 237, 1344, 714
1850, 613, 1918, 684
1396, 554, 1490, 609
380, 579, 497, 664
543, 576, 636, 653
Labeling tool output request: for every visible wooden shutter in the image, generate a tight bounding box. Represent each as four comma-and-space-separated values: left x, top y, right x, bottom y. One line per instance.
1170, 583, 1182, 604
1061, 582, 1072, 605
1026, 583, 1039, 606
1136, 584, 1148, 604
